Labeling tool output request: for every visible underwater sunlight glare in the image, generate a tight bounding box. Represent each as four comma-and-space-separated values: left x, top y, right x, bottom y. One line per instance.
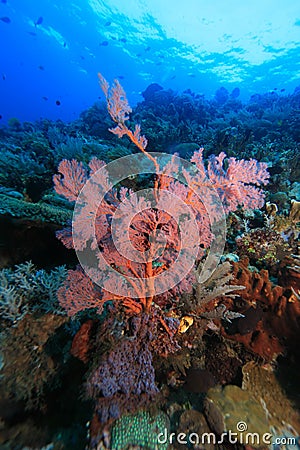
0, 0, 299, 121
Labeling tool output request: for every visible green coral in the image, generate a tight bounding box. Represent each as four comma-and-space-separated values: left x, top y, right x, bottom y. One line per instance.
110, 411, 170, 450
236, 227, 291, 269
0, 192, 72, 225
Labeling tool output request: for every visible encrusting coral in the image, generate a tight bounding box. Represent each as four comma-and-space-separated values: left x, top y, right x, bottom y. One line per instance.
0, 313, 67, 410
222, 258, 300, 361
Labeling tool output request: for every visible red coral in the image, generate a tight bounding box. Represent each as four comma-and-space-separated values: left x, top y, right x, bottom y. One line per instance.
222, 258, 300, 361
71, 319, 95, 363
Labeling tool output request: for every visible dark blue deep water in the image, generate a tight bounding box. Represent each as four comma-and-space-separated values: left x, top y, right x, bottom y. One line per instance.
0, 0, 299, 122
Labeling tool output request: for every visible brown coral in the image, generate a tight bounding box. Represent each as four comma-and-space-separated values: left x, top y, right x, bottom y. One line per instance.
242, 361, 300, 435
71, 319, 96, 363
0, 313, 67, 410
222, 258, 300, 361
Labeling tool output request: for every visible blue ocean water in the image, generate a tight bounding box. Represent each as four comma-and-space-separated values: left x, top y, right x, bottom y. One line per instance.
0, 0, 299, 123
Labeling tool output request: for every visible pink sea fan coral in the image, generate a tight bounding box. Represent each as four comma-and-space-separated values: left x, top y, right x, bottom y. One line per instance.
57, 267, 102, 316
53, 159, 87, 202
190, 149, 269, 213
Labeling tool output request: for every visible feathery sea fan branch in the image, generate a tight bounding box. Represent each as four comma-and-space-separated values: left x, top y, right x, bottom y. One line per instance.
190, 148, 269, 213
98, 73, 159, 177
53, 159, 87, 201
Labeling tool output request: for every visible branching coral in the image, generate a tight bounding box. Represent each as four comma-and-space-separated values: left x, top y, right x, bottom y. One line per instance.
193, 260, 245, 309
0, 261, 67, 324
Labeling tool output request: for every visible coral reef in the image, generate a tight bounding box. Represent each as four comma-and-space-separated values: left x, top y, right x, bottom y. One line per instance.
48, 76, 275, 448
1, 74, 299, 449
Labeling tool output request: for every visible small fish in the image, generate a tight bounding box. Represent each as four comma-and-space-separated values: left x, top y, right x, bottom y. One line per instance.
80, 55, 85, 60
188, 73, 196, 78
63, 41, 67, 47
34, 16, 43, 26
152, 261, 163, 268
145, 46, 151, 51
170, 75, 176, 80
38, 65, 45, 70
0, 115, 2, 119
119, 37, 126, 43
280, 88, 285, 92
118, 75, 125, 79
55, 100, 61, 106
27, 31, 37, 36
104, 21, 111, 26
1, 0, 7, 3
156, 61, 162, 66
2, 73, 6, 80
42, 96, 48, 101
0, 16, 11, 23
273, 87, 278, 90
100, 40, 108, 46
